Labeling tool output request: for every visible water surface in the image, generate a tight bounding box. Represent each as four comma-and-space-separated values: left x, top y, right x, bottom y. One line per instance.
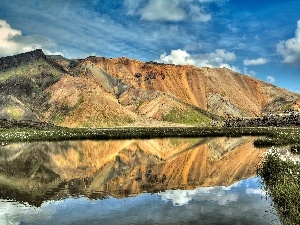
0, 137, 281, 224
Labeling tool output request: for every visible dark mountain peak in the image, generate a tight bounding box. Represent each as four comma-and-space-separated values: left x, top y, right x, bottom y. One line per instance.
0, 49, 47, 72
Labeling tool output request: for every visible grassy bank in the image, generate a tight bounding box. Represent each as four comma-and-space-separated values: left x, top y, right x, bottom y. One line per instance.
258, 147, 300, 225
1, 126, 300, 147
254, 127, 300, 147
0, 127, 270, 144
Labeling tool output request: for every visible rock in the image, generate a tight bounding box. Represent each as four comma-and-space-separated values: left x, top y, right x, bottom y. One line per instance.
224, 112, 300, 127
0, 49, 46, 72
0, 118, 58, 130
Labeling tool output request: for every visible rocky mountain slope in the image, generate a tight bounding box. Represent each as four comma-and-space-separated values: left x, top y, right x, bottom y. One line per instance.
78, 57, 298, 117
0, 49, 299, 127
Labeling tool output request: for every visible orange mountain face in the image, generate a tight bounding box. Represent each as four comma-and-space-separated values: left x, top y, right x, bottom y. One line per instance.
0, 49, 299, 127
80, 57, 298, 118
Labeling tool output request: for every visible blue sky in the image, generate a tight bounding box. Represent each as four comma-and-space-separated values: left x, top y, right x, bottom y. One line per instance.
0, 0, 299, 92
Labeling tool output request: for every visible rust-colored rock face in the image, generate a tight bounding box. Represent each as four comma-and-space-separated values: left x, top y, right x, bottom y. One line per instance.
82, 57, 299, 118
45, 75, 136, 127
1, 50, 299, 127
291, 99, 300, 111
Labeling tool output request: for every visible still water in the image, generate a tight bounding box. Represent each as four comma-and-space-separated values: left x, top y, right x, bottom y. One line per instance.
0, 137, 281, 224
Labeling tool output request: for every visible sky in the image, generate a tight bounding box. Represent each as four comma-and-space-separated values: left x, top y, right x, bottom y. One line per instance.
0, 0, 299, 92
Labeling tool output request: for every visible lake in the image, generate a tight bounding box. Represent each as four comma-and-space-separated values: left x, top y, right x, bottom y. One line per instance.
0, 137, 281, 224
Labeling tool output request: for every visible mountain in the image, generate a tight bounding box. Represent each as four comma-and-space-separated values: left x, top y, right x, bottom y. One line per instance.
0, 49, 299, 127
77, 56, 299, 117
0, 50, 64, 121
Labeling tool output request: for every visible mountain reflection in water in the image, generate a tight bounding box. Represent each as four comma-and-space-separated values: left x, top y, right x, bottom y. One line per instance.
0, 137, 281, 224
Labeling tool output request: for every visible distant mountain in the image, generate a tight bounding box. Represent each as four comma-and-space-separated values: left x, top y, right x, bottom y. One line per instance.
0, 49, 298, 127
78, 56, 299, 117
0, 50, 64, 122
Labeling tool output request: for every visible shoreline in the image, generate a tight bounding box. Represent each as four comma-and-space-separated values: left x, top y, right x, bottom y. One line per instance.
1, 126, 299, 147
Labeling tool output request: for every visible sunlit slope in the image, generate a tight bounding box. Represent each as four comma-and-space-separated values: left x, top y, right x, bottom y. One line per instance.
1, 49, 299, 127
0, 50, 64, 121
68, 60, 216, 126
45, 75, 136, 127
84, 57, 299, 117
0, 50, 216, 127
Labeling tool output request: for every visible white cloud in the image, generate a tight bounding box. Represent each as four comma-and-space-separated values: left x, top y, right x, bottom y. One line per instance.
267, 76, 276, 84
198, 0, 228, 3
0, 1, 221, 60
125, 0, 142, 15
169, 25, 180, 33
227, 24, 239, 33
277, 20, 300, 66
159, 49, 195, 65
243, 57, 269, 66
139, 0, 187, 21
137, 0, 213, 22
207, 49, 236, 61
0, 20, 21, 39
189, 5, 211, 22
219, 63, 240, 72
198, 0, 215, 2
243, 67, 256, 76
184, 42, 202, 51
157, 49, 239, 72
0, 20, 56, 57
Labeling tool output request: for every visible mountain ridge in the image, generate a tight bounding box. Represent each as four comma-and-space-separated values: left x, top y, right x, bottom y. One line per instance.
72, 53, 299, 117
0, 49, 299, 128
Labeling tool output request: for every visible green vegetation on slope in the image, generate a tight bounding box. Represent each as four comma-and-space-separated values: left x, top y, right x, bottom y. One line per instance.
80, 116, 134, 128
4, 106, 25, 120
258, 148, 300, 225
162, 108, 212, 125
0, 60, 62, 81
0, 61, 62, 121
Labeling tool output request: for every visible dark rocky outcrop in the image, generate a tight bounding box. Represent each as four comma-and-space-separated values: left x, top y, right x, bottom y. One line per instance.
47, 54, 82, 73
224, 112, 300, 127
0, 119, 58, 130
0, 49, 46, 72
0, 49, 67, 74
